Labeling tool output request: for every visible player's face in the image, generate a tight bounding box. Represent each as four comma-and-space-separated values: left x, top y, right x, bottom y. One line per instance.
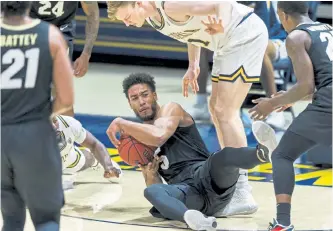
277, 8, 292, 33
127, 84, 158, 121
116, 2, 146, 28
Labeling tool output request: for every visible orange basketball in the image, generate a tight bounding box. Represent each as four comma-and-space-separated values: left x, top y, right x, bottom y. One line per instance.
117, 135, 156, 166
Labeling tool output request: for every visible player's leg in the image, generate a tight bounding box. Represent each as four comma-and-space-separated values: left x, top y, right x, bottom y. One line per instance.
264, 94, 332, 229
208, 80, 224, 147
63, 146, 122, 187
144, 183, 203, 222
207, 121, 276, 217
10, 121, 64, 230
210, 13, 268, 148
270, 130, 316, 227
210, 121, 277, 189
62, 146, 89, 190
1, 130, 26, 230
144, 183, 217, 230
68, 147, 95, 172
209, 13, 268, 215
62, 146, 92, 190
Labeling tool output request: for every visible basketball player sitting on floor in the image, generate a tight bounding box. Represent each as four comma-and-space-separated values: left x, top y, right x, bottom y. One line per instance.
107, 1, 270, 216
52, 115, 122, 189
106, 73, 278, 231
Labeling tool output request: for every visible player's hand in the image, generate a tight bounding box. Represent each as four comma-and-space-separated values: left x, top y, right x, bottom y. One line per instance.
106, 117, 123, 148
201, 16, 224, 35
182, 64, 200, 97
139, 156, 163, 175
249, 97, 275, 120
73, 52, 90, 77
271, 91, 294, 112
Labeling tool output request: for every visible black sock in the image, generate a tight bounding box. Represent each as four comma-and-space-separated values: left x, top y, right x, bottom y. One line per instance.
256, 144, 270, 162
276, 203, 291, 226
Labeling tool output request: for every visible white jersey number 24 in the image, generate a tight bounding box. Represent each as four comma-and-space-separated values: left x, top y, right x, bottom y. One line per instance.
38, 1, 65, 18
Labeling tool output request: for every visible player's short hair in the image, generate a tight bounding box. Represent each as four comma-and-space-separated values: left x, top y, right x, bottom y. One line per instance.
1, 1, 32, 17
122, 73, 156, 99
107, 1, 135, 21
277, 1, 309, 16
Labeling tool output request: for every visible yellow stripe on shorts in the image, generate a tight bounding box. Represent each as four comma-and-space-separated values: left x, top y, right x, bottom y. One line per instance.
217, 66, 260, 83
67, 149, 81, 169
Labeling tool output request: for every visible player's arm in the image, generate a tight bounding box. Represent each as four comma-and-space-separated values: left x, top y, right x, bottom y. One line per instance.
144, 174, 163, 186
80, 131, 117, 172
114, 103, 184, 147
140, 156, 164, 187
80, 1, 99, 56
269, 30, 315, 108
49, 25, 74, 117
187, 43, 201, 69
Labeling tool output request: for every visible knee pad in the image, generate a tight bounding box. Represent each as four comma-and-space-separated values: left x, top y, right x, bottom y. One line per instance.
63, 146, 86, 174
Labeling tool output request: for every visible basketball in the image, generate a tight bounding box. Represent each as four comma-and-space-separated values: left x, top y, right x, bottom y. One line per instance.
117, 134, 156, 166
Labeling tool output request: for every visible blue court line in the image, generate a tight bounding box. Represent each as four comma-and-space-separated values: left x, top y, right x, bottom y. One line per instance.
61, 214, 331, 231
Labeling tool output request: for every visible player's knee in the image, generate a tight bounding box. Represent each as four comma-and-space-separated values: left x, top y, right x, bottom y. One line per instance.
144, 185, 157, 200
144, 184, 163, 201
271, 147, 296, 164
211, 150, 226, 165
212, 105, 240, 123
211, 148, 240, 168
208, 97, 217, 117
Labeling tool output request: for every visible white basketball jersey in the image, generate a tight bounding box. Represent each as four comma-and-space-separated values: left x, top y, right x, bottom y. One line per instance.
146, 1, 253, 51
55, 115, 87, 168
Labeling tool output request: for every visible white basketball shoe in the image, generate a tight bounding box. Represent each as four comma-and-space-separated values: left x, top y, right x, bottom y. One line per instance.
214, 121, 277, 217
251, 120, 278, 162
184, 210, 217, 231
214, 185, 258, 217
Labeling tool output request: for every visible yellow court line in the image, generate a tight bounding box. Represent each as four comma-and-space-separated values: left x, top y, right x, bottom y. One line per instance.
75, 39, 187, 52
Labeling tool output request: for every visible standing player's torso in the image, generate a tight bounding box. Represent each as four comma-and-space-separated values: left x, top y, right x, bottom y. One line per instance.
1, 20, 53, 125
146, 1, 252, 51
295, 23, 333, 90
30, 1, 78, 27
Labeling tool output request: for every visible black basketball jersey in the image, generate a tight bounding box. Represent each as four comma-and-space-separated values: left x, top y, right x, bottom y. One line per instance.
294, 23, 333, 90
30, 1, 78, 38
1, 20, 53, 125
157, 121, 210, 183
